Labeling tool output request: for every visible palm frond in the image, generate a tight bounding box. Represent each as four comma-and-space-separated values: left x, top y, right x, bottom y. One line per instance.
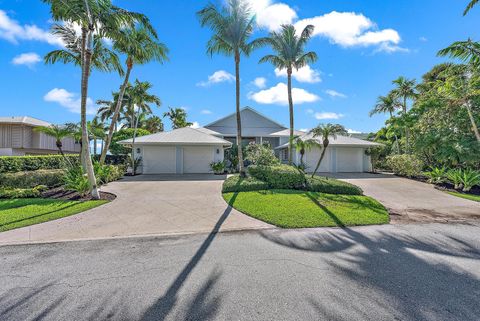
438, 39, 480, 67
464, 0, 479, 15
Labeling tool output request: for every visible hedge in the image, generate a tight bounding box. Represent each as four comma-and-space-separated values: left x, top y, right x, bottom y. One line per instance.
0, 155, 80, 173
386, 154, 424, 178
92, 154, 129, 166
305, 176, 363, 195
248, 165, 305, 189
0, 169, 65, 188
0, 186, 47, 199
222, 175, 270, 193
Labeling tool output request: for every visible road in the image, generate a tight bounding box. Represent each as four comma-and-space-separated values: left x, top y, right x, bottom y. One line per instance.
1, 223, 480, 321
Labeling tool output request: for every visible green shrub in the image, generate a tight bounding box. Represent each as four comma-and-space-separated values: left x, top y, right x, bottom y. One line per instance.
245, 143, 280, 166
386, 154, 424, 177
423, 167, 447, 184
0, 155, 80, 173
0, 169, 65, 188
305, 176, 363, 195
248, 165, 305, 189
222, 175, 269, 193
0, 186, 47, 199
93, 162, 125, 184
446, 168, 464, 190
458, 169, 480, 192
210, 161, 226, 174
63, 167, 90, 196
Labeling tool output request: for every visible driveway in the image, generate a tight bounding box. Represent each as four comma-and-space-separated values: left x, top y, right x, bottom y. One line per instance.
0, 175, 271, 245
329, 173, 480, 224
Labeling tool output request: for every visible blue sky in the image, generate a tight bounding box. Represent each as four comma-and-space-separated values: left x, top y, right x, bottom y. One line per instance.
0, 0, 478, 133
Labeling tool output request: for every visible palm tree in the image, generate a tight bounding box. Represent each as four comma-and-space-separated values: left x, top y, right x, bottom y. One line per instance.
87, 117, 105, 156
310, 124, 347, 178
391, 76, 417, 153
100, 26, 168, 165
144, 116, 164, 133
34, 124, 75, 166
464, 0, 479, 15
438, 40, 480, 68
163, 107, 192, 129
370, 94, 401, 153
258, 24, 317, 165
291, 136, 319, 166
43, 0, 154, 199
198, 0, 264, 177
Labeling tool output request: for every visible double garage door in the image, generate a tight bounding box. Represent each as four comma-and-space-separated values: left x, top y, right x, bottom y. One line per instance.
142, 146, 214, 174
304, 147, 365, 173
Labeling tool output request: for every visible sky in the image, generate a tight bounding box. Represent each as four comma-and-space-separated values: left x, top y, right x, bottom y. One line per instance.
0, 0, 479, 133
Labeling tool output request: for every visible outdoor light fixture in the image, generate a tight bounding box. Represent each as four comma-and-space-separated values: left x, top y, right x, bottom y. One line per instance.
216, 148, 220, 154
137, 148, 141, 154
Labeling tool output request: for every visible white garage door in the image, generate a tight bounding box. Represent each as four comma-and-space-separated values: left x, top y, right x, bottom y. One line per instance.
143, 146, 176, 174
337, 148, 363, 172
304, 147, 331, 173
183, 146, 214, 173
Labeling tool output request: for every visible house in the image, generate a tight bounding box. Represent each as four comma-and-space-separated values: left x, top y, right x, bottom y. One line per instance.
0, 116, 80, 156
120, 107, 380, 174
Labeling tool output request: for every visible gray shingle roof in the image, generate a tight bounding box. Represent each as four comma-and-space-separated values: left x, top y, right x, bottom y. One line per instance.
276, 133, 382, 149
119, 127, 233, 146
0, 116, 51, 127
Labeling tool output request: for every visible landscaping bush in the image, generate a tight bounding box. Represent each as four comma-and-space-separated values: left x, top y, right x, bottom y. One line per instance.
244, 143, 280, 166
248, 165, 305, 189
0, 186, 47, 199
458, 169, 480, 192
386, 154, 424, 177
305, 176, 363, 195
93, 154, 129, 165
63, 166, 90, 197
446, 168, 464, 190
423, 167, 447, 184
0, 155, 80, 173
0, 169, 65, 188
222, 175, 269, 193
93, 162, 125, 184
210, 161, 226, 175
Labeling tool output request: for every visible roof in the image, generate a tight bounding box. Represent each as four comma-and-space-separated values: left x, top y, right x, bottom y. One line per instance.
119, 127, 233, 146
0, 116, 51, 127
270, 129, 306, 137
204, 106, 286, 129
195, 127, 223, 137
275, 133, 382, 149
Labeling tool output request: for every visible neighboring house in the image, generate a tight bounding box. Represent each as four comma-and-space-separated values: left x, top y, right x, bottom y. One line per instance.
0, 116, 80, 156
120, 107, 380, 174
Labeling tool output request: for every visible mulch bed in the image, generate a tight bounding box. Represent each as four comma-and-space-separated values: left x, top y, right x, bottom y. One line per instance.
41, 187, 116, 202
389, 173, 480, 196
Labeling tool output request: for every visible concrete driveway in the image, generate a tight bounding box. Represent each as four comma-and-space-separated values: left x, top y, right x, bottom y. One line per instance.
329, 173, 480, 224
0, 175, 271, 245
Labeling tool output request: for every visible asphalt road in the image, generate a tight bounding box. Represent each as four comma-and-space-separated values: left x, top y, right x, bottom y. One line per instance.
1, 223, 480, 321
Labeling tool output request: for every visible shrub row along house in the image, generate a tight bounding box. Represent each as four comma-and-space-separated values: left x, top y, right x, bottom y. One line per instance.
0, 117, 80, 156
119, 107, 379, 174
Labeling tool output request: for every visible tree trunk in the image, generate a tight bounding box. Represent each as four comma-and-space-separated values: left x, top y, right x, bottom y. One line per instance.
131, 108, 141, 175
93, 137, 97, 157
235, 51, 245, 177
100, 60, 133, 165
403, 96, 410, 154
311, 142, 328, 178
466, 101, 480, 142
390, 111, 401, 154
300, 150, 305, 164
287, 67, 294, 165
81, 26, 100, 200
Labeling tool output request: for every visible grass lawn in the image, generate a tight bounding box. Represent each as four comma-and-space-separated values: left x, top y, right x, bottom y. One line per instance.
446, 191, 480, 202
223, 190, 389, 228
0, 198, 107, 232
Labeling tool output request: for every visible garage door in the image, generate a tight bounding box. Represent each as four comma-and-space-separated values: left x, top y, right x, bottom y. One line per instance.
304, 147, 331, 173
183, 146, 214, 173
143, 146, 176, 174
337, 148, 363, 172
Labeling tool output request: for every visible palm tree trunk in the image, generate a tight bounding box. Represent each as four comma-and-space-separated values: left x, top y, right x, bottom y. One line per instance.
311, 143, 328, 178
287, 68, 294, 165
403, 97, 410, 154
235, 51, 245, 177
93, 137, 97, 157
100, 60, 133, 165
390, 111, 401, 154
81, 26, 100, 200
131, 108, 141, 175
466, 101, 480, 142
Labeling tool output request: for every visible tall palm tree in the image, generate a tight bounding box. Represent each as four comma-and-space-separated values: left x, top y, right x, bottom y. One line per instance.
34, 124, 75, 166
258, 24, 317, 165
43, 0, 154, 199
310, 124, 347, 178
198, 0, 264, 177
87, 117, 105, 156
291, 136, 319, 166
464, 0, 479, 15
391, 76, 417, 153
370, 94, 401, 153
144, 116, 164, 133
100, 26, 168, 165
438, 40, 480, 68
163, 107, 192, 129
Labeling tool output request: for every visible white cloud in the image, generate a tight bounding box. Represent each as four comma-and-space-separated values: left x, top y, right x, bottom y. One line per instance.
189, 121, 201, 129
299, 128, 310, 133
325, 89, 347, 99
252, 77, 267, 89
248, 83, 320, 105
419, 36, 428, 42
246, 0, 297, 31
44, 88, 96, 115
11, 52, 41, 67
295, 11, 404, 51
347, 128, 362, 134
314, 112, 344, 120
275, 65, 321, 83
197, 70, 235, 87
200, 109, 212, 115
306, 109, 314, 114
0, 10, 63, 46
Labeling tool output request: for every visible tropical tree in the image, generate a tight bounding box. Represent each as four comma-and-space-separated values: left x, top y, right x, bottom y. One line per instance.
258, 24, 317, 164
87, 117, 106, 156
198, 0, 264, 177
291, 136, 319, 166
438, 40, 480, 68
370, 93, 401, 153
34, 125, 75, 165
464, 0, 479, 15
163, 107, 192, 129
310, 124, 347, 178
43, 0, 155, 199
391, 76, 417, 153
144, 116, 164, 133
100, 26, 168, 165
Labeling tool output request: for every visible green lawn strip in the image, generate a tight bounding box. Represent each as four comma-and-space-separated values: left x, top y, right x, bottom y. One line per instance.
223, 190, 389, 228
446, 191, 480, 202
0, 198, 107, 232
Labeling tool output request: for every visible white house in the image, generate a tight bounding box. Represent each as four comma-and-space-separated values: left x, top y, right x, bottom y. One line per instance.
0, 116, 80, 156
119, 107, 380, 174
